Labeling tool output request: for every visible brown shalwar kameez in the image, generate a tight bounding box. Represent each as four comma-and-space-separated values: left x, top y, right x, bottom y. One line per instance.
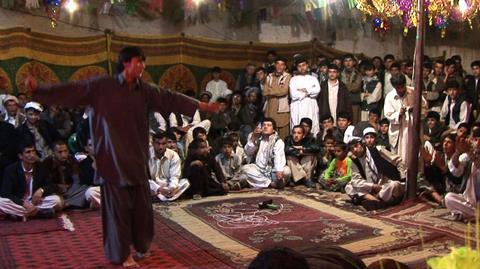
33, 75, 198, 263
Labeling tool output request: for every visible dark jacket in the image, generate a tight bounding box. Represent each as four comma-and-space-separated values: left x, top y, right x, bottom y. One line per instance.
183, 153, 226, 183
317, 80, 352, 120
465, 75, 480, 111
0, 122, 17, 186
40, 155, 80, 195
79, 156, 96, 186
285, 135, 321, 157
1, 161, 55, 205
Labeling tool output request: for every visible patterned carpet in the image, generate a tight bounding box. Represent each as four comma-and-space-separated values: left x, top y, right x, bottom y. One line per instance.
0, 188, 472, 268
0, 210, 236, 269
0, 216, 67, 236
153, 187, 470, 268
185, 196, 377, 250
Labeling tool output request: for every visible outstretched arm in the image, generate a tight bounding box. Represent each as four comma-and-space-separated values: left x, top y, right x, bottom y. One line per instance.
28, 75, 94, 107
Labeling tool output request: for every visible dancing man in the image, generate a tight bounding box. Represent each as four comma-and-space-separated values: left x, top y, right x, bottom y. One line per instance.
26, 46, 219, 268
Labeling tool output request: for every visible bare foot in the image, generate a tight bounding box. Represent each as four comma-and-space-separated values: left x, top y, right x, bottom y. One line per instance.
135, 251, 151, 260
122, 255, 139, 268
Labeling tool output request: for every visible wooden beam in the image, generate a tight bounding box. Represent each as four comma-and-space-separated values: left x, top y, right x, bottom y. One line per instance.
406, 0, 425, 200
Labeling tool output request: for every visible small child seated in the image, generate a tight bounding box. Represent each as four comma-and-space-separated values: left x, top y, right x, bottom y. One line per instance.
215, 138, 242, 180
215, 138, 248, 191
319, 142, 352, 192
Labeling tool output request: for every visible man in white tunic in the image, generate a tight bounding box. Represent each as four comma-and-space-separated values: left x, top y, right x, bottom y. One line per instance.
241, 118, 291, 189
444, 131, 480, 220
345, 132, 405, 211
205, 66, 231, 102
148, 132, 189, 202
384, 75, 427, 164
289, 56, 321, 136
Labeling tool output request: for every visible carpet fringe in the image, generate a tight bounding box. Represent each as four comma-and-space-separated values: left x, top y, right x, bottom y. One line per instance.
60, 214, 75, 232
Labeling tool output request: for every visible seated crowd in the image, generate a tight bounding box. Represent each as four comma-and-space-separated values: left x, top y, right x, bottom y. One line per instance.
1, 50, 480, 223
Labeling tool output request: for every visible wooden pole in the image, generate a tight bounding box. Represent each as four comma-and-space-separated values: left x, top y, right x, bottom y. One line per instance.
406, 0, 425, 200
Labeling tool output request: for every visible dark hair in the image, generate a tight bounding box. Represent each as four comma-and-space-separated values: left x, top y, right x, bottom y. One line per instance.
384, 54, 395, 61
192, 127, 207, 138
379, 118, 390, 125
390, 74, 406, 87
423, 62, 433, 70
166, 131, 177, 142
390, 62, 401, 70
372, 56, 383, 62
363, 62, 375, 71
266, 49, 277, 56
445, 58, 456, 67
368, 108, 381, 116
318, 60, 330, 68
446, 79, 460, 90
256, 67, 266, 74
320, 114, 334, 122
216, 97, 228, 104
17, 141, 36, 155
405, 61, 413, 67
324, 133, 336, 143
275, 56, 288, 64
248, 247, 309, 269
426, 111, 440, 121
211, 66, 222, 73
343, 54, 355, 61
188, 138, 207, 151
262, 117, 277, 130
442, 133, 456, 143
300, 117, 312, 127
227, 132, 240, 141
471, 60, 480, 69
117, 46, 146, 73
434, 59, 445, 66
451, 55, 462, 62
292, 125, 305, 133
52, 140, 68, 149
335, 142, 347, 152
221, 138, 233, 147
457, 122, 470, 133
327, 64, 339, 71
152, 132, 168, 141
337, 112, 351, 121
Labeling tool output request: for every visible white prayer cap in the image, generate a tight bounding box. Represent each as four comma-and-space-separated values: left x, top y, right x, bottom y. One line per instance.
3, 95, 18, 105
24, 101, 43, 112
363, 127, 377, 137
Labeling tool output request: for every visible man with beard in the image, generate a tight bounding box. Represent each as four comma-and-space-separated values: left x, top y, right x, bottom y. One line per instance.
41, 140, 101, 209
384, 75, 427, 163
148, 132, 189, 202
263, 57, 292, 139
345, 128, 406, 210
285, 125, 320, 187
289, 56, 321, 136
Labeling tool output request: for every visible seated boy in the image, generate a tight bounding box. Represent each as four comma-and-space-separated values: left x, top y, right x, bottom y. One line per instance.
318, 142, 352, 192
